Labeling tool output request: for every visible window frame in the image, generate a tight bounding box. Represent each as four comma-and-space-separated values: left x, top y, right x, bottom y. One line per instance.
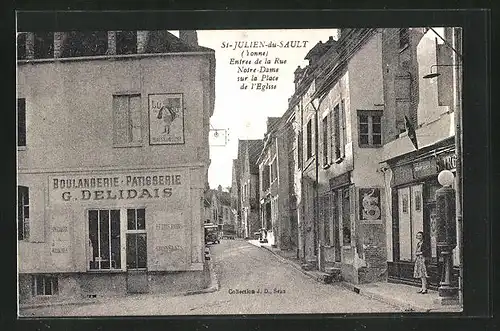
399, 28, 410, 51
18, 186, 30, 241
357, 110, 383, 148
18, 98, 26, 148
126, 208, 147, 270
32, 275, 58, 296
88, 208, 122, 272
112, 93, 143, 148
306, 119, 313, 160
322, 114, 330, 168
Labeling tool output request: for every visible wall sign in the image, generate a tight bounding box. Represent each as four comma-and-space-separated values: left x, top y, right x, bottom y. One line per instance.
149, 93, 184, 145
436, 152, 457, 172
359, 188, 382, 222
49, 172, 186, 204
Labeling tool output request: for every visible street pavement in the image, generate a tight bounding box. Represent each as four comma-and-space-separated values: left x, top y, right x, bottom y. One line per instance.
19, 239, 398, 316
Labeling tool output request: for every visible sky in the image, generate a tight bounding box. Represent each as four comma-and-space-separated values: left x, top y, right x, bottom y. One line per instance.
185, 29, 339, 189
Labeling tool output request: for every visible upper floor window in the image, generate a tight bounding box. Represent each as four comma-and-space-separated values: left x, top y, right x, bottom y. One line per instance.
306, 119, 313, 160
399, 28, 410, 50
297, 131, 303, 170
332, 102, 346, 161
113, 94, 142, 147
262, 164, 270, 190
116, 31, 137, 55
322, 114, 330, 166
18, 98, 26, 147
358, 110, 382, 147
18, 186, 30, 241
270, 158, 278, 183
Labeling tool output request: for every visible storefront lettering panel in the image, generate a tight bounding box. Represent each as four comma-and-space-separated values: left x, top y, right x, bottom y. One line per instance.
48, 171, 188, 206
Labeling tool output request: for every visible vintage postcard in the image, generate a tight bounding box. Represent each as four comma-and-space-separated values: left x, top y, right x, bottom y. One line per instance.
17, 23, 465, 316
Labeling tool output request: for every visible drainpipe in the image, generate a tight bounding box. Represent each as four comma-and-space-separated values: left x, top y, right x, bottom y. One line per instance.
300, 99, 305, 262
310, 97, 321, 271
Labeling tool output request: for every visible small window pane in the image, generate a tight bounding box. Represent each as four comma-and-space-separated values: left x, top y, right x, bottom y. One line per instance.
137, 209, 145, 230
126, 233, 137, 269
52, 277, 58, 294
360, 123, 369, 134
127, 209, 136, 230
36, 276, 43, 295
359, 115, 368, 123
360, 135, 369, 145
373, 134, 382, 145
372, 115, 381, 124
372, 123, 381, 134
137, 234, 147, 268
44, 278, 52, 295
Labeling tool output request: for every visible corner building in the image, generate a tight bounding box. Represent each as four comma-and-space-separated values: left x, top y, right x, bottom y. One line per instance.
17, 30, 215, 303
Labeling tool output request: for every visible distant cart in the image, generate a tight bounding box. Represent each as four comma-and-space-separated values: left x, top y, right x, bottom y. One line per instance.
204, 223, 221, 244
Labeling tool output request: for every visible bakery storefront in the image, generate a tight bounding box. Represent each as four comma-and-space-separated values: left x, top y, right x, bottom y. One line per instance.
19, 168, 207, 303
385, 137, 459, 289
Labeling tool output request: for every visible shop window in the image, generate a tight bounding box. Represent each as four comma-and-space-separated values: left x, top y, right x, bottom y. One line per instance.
32, 275, 58, 296
88, 209, 121, 270
116, 31, 137, 55
358, 110, 382, 147
399, 28, 410, 50
306, 120, 313, 160
342, 188, 351, 246
18, 98, 26, 147
18, 186, 30, 241
113, 94, 142, 146
126, 208, 147, 269
17, 33, 26, 60
34, 32, 54, 59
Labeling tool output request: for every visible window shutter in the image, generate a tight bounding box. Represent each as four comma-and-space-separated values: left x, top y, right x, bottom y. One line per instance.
129, 95, 142, 143
113, 95, 129, 144
18, 98, 26, 147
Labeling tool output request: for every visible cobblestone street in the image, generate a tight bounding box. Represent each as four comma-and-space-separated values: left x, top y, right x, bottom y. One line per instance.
20, 239, 398, 316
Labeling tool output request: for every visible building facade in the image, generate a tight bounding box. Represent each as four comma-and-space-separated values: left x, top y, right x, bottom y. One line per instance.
380, 27, 462, 289
17, 30, 215, 303
237, 139, 263, 238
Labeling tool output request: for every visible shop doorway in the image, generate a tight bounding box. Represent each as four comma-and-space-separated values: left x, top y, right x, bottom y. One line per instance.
126, 208, 148, 293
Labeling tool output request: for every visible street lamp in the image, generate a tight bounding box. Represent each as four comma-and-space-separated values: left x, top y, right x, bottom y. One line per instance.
435, 169, 459, 304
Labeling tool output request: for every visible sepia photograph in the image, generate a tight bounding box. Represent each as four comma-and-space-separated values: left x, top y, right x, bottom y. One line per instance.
16, 16, 470, 317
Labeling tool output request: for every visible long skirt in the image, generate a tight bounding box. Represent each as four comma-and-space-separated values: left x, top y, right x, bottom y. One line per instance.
413, 255, 428, 278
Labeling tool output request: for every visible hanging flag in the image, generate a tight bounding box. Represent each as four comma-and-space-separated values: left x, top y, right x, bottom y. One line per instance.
209, 129, 227, 146
404, 115, 419, 150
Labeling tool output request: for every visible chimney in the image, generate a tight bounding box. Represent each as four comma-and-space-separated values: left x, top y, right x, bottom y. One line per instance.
179, 30, 199, 47
53, 32, 66, 58
25, 32, 34, 59
294, 66, 304, 83
137, 31, 149, 54
107, 31, 116, 55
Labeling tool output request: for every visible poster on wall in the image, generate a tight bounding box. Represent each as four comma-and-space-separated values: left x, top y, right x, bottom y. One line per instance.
359, 188, 382, 222
149, 93, 184, 145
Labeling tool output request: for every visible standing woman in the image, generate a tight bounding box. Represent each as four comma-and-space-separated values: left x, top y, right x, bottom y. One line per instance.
414, 231, 428, 294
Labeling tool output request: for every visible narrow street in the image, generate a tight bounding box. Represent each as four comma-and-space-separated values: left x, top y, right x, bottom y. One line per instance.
20, 240, 398, 316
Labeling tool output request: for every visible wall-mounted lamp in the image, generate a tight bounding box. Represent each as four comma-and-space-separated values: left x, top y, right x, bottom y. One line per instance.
422, 64, 462, 79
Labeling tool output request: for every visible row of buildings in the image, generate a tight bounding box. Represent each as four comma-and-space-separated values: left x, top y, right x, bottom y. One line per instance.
232, 27, 462, 288
17, 30, 216, 303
